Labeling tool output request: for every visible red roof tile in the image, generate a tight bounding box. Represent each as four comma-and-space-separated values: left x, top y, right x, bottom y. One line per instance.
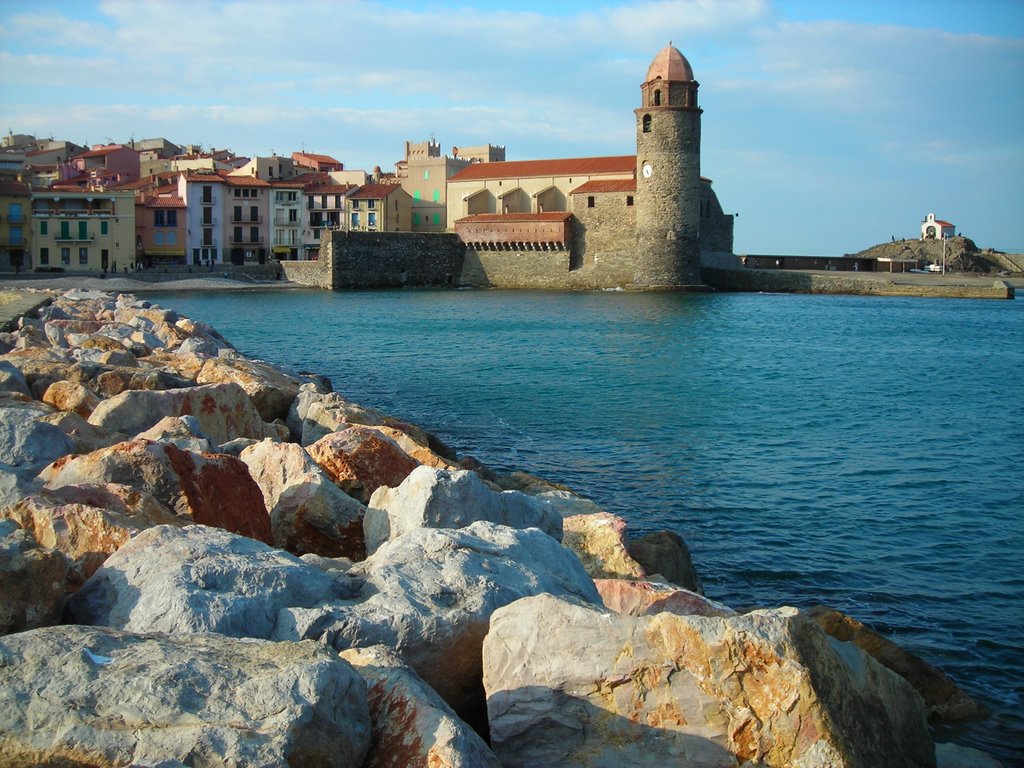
934, 219, 954, 227
78, 145, 133, 159
304, 183, 354, 195
144, 195, 186, 209
293, 152, 342, 165
180, 171, 225, 183
571, 179, 637, 194
349, 183, 402, 199
449, 155, 635, 182
455, 212, 573, 224
0, 180, 31, 196
221, 173, 271, 187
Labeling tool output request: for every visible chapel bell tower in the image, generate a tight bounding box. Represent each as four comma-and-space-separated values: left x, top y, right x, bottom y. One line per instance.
634, 43, 703, 288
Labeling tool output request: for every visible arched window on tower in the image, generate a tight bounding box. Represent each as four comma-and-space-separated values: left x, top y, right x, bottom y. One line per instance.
642, 114, 652, 133
653, 89, 662, 106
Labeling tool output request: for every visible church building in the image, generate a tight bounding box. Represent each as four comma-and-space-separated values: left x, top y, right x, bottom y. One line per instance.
448, 43, 734, 290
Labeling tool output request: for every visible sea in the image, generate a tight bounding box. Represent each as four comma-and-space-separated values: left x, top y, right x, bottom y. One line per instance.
152, 287, 1023, 762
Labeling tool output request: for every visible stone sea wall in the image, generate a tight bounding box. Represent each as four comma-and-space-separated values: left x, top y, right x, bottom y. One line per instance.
0, 288, 1001, 767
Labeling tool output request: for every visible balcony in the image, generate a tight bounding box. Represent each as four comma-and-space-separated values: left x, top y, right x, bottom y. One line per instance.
200, 217, 218, 226
6, 213, 26, 224
0, 237, 27, 247
228, 236, 265, 246
55, 233, 95, 243
230, 214, 264, 224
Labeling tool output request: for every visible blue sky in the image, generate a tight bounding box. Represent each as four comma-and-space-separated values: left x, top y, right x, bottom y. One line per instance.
1, 0, 1022, 255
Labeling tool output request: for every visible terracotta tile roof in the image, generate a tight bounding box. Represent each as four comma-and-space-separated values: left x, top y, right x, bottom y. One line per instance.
934, 219, 954, 227
180, 171, 225, 183
0, 180, 31, 196
349, 183, 402, 199
455, 212, 573, 224
449, 155, 636, 182
270, 179, 308, 189
221, 173, 271, 187
78, 145, 131, 159
571, 179, 637, 194
294, 152, 342, 165
144, 195, 186, 209
304, 183, 354, 195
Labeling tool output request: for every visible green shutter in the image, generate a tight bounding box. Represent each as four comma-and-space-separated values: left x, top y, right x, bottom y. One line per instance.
79, 221, 87, 239
100, 220, 108, 236
60, 221, 70, 239
40, 220, 47, 236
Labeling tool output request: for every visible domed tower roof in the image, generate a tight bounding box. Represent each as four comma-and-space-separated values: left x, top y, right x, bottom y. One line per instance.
645, 43, 694, 83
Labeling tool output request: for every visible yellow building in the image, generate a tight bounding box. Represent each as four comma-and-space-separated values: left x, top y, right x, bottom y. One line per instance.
31, 189, 135, 272
0, 180, 31, 271
347, 184, 412, 232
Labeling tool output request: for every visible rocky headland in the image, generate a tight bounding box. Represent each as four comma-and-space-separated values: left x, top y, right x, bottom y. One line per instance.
0, 288, 1002, 767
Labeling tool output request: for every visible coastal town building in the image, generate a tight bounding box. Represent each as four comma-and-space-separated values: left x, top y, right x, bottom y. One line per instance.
177, 170, 225, 267
347, 184, 412, 233
921, 213, 955, 240
134, 185, 186, 269
232, 155, 297, 182
270, 179, 306, 261
302, 180, 353, 259
292, 151, 344, 173
223, 174, 271, 264
0, 180, 31, 270
60, 144, 141, 189
396, 140, 504, 233
30, 188, 134, 272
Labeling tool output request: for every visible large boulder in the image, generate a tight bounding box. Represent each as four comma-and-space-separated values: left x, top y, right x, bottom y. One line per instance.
0, 484, 181, 586
594, 578, 735, 618
562, 512, 647, 579
627, 529, 704, 594
808, 605, 988, 722
0, 625, 371, 767
66, 524, 358, 637
340, 644, 503, 768
276, 521, 601, 718
40, 380, 101, 418
365, 465, 563, 555
239, 439, 368, 559
136, 414, 215, 453
40, 439, 273, 544
0, 401, 76, 479
483, 595, 935, 768
0, 520, 68, 635
364, 424, 460, 470
195, 353, 304, 423
299, 391, 386, 445
87, 382, 280, 444
308, 425, 418, 504
0, 360, 30, 397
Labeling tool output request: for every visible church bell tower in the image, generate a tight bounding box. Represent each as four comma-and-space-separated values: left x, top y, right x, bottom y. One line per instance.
634, 43, 703, 288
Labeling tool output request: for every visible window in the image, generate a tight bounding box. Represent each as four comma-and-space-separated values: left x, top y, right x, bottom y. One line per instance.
78, 221, 87, 239
39, 247, 49, 265
351, 199, 359, 209
307, 196, 314, 209
234, 226, 243, 243
233, 206, 242, 222
250, 206, 258, 222
79, 247, 88, 265
423, 169, 429, 180
367, 199, 375, 209
60, 221, 70, 239
432, 189, 440, 202
350, 212, 359, 228
653, 89, 661, 106
203, 228, 213, 246
202, 185, 212, 203
368, 212, 377, 228
433, 213, 441, 225
587, 196, 595, 208
626, 195, 634, 207
167, 231, 176, 245
413, 190, 421, 200
166, 211, 176, 227
155, 231, 164, 245
288, 209, 297, 223
40, 220, 48, 236
202, 208, 213, 224
320, 195, 327, 208
333, 195, 341, 208
250, 226, 259, 242
100, 220, 109, 235
154, 210, 165, 227
61, 247, 70, 265
642, 114, 652, 133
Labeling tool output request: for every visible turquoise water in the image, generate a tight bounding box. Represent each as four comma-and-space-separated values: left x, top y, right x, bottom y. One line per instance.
154, 288, 1024, 760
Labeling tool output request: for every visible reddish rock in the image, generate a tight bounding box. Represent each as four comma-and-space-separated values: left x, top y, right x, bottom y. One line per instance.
0, 484, 181, 586
594, 578, 735, 618
626, 529, 703, 594
308, 426, 418, 504
363, 425, 459, 470
41, 380, 101, 418
196, 355, 303, 422
40, 439, 272, 544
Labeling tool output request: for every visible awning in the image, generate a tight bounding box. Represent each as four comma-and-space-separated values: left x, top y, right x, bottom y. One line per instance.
272, 246, 292, 254
144, 248, 185, 257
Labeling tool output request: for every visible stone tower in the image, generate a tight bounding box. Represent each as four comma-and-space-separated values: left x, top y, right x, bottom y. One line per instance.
634, 43, 703, 288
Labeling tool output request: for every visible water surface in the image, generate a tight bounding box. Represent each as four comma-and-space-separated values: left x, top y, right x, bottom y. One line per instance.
155, 287, 1024, 760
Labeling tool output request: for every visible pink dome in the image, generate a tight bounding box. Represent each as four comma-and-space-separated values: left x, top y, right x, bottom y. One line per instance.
645, 43, 694, 83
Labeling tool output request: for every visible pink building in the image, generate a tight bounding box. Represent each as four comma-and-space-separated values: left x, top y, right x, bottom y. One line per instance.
292, 151, 344, 173
62, 144, 141, 188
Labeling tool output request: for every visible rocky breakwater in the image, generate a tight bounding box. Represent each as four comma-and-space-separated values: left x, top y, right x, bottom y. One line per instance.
0, 288, 1000, 767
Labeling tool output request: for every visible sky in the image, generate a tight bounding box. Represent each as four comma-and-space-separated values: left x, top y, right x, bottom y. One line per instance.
1, 0, 1022, 256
